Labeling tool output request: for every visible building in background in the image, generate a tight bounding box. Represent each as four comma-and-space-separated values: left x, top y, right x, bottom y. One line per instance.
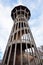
38, 46, 43, 64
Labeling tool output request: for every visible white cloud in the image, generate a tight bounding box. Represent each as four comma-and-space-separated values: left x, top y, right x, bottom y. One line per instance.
12, 0, 23, 9
18, 0, 23, 5
0, 4, 13, 59
29, 14, 43, 47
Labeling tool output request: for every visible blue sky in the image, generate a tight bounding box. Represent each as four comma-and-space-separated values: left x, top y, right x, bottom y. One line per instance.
0, 0, 43, 60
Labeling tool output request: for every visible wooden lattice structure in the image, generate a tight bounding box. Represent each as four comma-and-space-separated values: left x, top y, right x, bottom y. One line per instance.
2, 5, 41, 65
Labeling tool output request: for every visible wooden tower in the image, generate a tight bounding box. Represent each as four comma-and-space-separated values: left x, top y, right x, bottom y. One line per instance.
2, 5, 41, 65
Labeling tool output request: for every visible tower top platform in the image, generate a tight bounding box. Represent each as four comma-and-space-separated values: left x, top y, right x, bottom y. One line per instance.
11, 5, 31, 21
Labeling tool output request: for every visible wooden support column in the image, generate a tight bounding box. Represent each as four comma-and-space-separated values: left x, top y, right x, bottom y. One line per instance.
28, 25, 41, 64
13, 12, 15, 22
27, 13, 28, 20
24, 8, 26, 18
20, 19, 22, 65
21, 42, 22, 65
28, 27, 37, 65
7, 45, 12, 65
16, 9, 17, 16
25, 29, 30, 65
13, 43, 17, 65
2, 46, 8, 65
15, 22, 16, 31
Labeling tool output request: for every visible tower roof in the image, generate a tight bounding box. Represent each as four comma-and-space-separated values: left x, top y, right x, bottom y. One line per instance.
11, 5, 31, 21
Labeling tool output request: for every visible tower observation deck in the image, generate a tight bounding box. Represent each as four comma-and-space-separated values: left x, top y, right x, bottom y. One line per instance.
2, 5, 41, 65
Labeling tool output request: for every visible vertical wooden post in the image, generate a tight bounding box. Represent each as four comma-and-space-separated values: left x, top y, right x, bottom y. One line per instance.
2, 46, 8, 65
28, 27, 37, 65
7, 45, 12, 65
25, 29, 30, 65
13, 43, 17, 65
21, 43, 22, 65
20, 17, 23, 65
